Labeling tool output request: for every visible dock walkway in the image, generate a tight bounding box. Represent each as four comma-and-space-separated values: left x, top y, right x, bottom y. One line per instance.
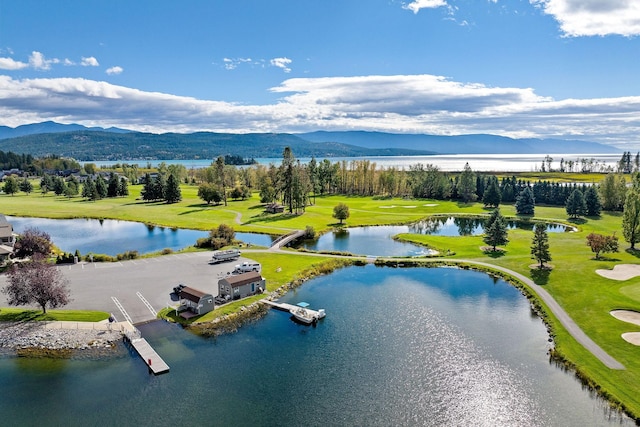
262, 299, 324, 319
122, 322, 170, 375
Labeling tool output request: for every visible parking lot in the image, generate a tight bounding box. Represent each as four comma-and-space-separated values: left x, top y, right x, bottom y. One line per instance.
0, 252, 258, 324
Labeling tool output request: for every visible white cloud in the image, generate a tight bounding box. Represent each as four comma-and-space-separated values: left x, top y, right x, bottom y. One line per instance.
0, 57, 28, 70
63, 59, 75, 66
29, 51, 59, 70
403, 0, 449, 14
531, 0, 640, 36
81, 56, 100, 67
106, 66, 123, 75
270, 57, 292, 73
223, 57, 256, 70
0, 73, 638, 147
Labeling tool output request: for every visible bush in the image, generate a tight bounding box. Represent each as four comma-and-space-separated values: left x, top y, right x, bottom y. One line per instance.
195, 237, 212, 248
116, 250, 139, 260
161, 248, 173, 255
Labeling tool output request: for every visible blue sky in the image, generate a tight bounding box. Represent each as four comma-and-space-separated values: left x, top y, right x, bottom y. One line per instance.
1, 0, 640, 148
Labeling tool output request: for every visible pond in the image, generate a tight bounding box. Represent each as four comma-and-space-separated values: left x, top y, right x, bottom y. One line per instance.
298, 217, 569, 257
0, 266, 630, 426
6, 216, 274, 256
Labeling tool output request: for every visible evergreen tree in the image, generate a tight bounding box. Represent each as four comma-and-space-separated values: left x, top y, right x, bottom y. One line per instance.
458, 163, 477, 203
141, 173, 153, 201
107, 173, 120, 197
482, 176, 501, 207
64, 179, 79, 198
82, 177, 96, 200
40, 174, 53, 195
3, 176, 19, 195
118, 177, 129, 196
52, 176, 66, 196
152, 174, 166, 201
584, 186, 602, 216
515, 186, 535, 215
622, 178, 640, 250
483, 208, 509, 251
164, 174, 182, 203
95, 175, 108, 199
531, 223, 551, 268
280, 147, 295, 213
215, 156, 227, 206
19, 178, 33, 194
565, 189, 587, 219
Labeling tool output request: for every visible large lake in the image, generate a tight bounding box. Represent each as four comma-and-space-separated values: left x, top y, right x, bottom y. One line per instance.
0, 266, 631, 426
90, 153, 623, 172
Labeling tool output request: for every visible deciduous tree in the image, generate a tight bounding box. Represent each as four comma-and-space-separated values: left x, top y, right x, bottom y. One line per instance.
333, 203, 350, 224
3, 255, 71, 314
14, 227, 53, 259
586, 233, 619, 260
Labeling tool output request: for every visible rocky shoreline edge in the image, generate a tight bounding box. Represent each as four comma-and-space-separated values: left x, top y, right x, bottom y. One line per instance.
0, 321, 123, 357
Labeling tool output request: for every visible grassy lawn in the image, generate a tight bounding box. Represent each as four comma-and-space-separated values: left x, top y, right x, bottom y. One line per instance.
0, 308, 110, 322
2, 187, 640, 417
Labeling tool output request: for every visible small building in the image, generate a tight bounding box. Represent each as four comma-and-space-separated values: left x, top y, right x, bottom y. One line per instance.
0, 214, 15, 247
218, 271, 266, 300
265, 203, 284, 214
178, 286, 214, 318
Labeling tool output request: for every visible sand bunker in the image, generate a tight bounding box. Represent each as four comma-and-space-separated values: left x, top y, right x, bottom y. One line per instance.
596, 264, 640, 281
379, 206, 396, 209
621, 333, 640, 346
610, 310, 640, 327
423, 203, 438, 207
402, 206, 417, 208
610, 310, 640, 346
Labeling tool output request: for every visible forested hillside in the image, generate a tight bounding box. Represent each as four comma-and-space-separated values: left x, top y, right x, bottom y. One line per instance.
0, 130, 433, 161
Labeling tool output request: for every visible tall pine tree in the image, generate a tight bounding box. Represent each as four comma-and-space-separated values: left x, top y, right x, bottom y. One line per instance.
531, 223, 551, 269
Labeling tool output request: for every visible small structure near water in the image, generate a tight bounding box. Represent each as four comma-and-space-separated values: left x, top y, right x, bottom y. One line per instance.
218, 271, 265, 301
178, 286, 215, 318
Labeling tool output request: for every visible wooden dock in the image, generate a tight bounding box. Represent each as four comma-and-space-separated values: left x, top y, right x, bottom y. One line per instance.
121, 322, 169, 375
130, 338, 170, 375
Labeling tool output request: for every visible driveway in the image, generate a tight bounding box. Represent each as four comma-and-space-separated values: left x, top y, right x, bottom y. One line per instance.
0, 252, 253, 324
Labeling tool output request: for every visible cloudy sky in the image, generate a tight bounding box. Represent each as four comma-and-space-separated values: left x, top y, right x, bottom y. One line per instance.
1, 0, 640, 148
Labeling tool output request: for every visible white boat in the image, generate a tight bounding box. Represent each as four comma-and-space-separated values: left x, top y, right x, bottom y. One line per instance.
289, 302, 325, 324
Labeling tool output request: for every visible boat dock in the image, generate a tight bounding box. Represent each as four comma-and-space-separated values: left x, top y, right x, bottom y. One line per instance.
122, 322, 170, 375
262, 299, 325, 319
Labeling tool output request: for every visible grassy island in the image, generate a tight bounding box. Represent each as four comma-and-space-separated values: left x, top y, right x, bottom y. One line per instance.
2, 180, 640, 420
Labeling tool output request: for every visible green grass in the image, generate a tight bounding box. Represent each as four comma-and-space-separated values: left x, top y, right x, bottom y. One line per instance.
0, 308, 110, 322
3, 187, 640, 418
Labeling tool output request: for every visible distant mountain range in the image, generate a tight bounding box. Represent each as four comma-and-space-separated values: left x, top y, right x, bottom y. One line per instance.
0, 122, 621, 161
298, 131, 621, 155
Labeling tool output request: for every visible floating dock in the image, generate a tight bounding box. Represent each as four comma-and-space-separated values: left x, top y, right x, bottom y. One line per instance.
262, 299, 325, 319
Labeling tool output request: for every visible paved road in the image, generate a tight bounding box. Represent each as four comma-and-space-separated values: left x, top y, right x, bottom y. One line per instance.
0, 252, 252, 325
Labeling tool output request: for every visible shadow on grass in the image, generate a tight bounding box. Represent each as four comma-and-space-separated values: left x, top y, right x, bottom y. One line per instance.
0, 309, 48, 322
244, 213, 300, 224
590, 256, 622, 262
626, 248, 640, 259
530, 267, 551, 285
178, 208, 207, 215
482, 248, 505, 258
568, 217, 587, 225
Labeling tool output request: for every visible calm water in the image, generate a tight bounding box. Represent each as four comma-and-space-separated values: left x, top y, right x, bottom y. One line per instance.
7, 217, 274, 256
90, 153, 622, 172
300, 219, 568, 256
0, 266, 630, 426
